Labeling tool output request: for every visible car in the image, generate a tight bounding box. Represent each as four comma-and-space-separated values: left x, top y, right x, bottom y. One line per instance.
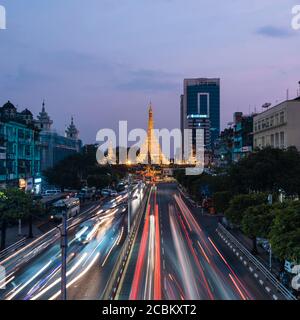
75, 220, 100, 244
42, 189, 61, 196
101, 188, 111, 196
110, 190, 118, 197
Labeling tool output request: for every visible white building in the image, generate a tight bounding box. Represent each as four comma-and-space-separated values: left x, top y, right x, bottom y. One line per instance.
253, 97, 300, 150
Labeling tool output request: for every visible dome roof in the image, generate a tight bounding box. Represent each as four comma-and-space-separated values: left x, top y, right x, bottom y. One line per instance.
20, 108, 33, 116
2, 100, 16, 110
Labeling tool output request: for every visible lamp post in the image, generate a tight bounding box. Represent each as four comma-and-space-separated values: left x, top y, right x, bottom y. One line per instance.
55, 205, 68, 300
61, 207, 68, 300
127, 173, 132, 234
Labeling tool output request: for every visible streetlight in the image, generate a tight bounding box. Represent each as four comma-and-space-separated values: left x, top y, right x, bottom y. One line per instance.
54, 205, 68, 300
127, 173, 132, 234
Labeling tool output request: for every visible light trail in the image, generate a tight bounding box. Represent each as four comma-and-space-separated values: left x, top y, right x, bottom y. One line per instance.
49, 253, 100, 300
154, 203, 162, 300
144, 215, 155, 300
6, 260, 52, 300
208, 237, 253, 300
130, 203, 151, 300
197, 241, 211, 264
229, 273, 247, 300
30, 253, 88, 300
169, 206, 199, 299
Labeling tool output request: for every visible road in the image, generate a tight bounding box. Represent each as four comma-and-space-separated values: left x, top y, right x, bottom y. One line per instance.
0, 184, 146, 300
118, 183, 271, 300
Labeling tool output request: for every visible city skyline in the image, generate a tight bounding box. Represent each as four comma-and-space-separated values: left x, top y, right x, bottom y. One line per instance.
0, 1, 300, 143
1, 1, 300, 304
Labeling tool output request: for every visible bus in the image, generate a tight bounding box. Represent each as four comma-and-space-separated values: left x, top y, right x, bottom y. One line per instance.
50, 197, 80, 221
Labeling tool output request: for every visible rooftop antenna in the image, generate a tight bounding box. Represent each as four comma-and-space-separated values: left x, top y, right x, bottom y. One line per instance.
286, 89, 289, 101
298, 81, 300, 97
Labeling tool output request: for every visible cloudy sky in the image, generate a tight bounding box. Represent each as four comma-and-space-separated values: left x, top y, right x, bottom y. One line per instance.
0, 0, 299, 143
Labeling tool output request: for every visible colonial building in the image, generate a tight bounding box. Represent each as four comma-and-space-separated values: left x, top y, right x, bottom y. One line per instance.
253, 97, 300, 150
37, 103, 82, 171
0, 101, 41, 191
0, 100, 82, 190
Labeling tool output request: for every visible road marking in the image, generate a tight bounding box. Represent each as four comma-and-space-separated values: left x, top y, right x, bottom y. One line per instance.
265, 287, 271, 293
273, 294, 278, 300
254, 273, 258, 278
243, 261, 247, 266
259, 279, 264, 285
249, 267, 253, 272
163, 259, 166, 270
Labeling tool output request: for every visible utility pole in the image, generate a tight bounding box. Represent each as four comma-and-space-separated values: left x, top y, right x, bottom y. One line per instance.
61, 208, 68, 300
127, 174, 132, 234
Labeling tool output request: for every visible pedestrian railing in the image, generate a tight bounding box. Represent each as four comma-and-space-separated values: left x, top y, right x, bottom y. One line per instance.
0, 237, 27, 262
217, 223, 296, 300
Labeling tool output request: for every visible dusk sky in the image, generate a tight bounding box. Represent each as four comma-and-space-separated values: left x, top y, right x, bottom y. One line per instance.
0, 0, 300, 144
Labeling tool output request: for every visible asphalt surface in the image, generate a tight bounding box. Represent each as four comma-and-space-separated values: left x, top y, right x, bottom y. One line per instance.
118, 183, 271, 300
0, 182, 272, 300
0, 185, 146, 300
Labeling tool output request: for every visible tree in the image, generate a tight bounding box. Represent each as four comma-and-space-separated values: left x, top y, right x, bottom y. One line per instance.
225, 193, 267, 226
269, 201, 300, 263
0, 189, 44, 249
43, 147, 127, 191
213, 191, 232, 214
242, 204, 275, 254
0, 189, 27, 249
228, 147, 300, 195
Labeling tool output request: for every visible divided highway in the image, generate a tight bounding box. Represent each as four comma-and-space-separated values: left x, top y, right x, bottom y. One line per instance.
117, 183, 272, 300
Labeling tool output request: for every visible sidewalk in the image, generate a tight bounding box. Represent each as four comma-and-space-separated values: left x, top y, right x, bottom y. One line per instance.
228, 228, 282, 278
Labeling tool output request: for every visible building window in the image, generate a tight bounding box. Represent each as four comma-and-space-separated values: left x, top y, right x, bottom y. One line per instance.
280, 112, 285, 124
258, 121, 261, 131
275, 133, 279, 148
270, 116, 274, 127
261, 136, 265, 147
275, 114, 279, 125
265, 118, 269, 128
271, 134, 274, 147
280, 132, 285, 148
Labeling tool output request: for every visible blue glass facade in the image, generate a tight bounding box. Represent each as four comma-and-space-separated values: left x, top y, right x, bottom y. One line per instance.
182, 79, 220, 151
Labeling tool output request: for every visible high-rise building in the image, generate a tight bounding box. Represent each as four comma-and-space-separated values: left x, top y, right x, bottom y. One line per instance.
181, 78, 220, 162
